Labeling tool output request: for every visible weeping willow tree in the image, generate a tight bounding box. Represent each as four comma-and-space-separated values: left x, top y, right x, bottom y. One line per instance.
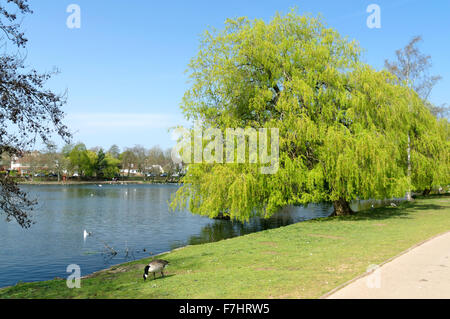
410, 116, 450, 195
170, 10, 444, 220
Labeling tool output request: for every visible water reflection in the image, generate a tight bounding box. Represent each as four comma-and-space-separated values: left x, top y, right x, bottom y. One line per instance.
185, 198, 404, 246
0, 184, 404, 288
187, 204, 328, 245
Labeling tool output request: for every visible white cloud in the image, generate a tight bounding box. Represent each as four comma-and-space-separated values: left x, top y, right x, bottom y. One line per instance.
66, 112, 184, 129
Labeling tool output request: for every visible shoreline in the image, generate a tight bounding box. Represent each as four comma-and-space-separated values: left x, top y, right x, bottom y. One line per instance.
17, 180, 182, 186
0, 246, 186, 290
1, 194, 449, 298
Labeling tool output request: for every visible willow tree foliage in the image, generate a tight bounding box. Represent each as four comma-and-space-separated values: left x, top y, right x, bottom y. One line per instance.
384, 35, 449, 200
410, 116, 449, 194
170, 10, 446, 219
385, 36, 450, 194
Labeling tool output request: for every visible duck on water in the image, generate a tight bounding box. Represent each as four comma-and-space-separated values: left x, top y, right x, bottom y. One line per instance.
143, 259, 169, 281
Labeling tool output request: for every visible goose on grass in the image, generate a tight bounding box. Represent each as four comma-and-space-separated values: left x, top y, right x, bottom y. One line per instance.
143, 259, 169, 281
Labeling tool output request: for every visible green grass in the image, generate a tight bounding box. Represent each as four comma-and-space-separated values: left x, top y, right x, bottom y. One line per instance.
1, 195, 449, 299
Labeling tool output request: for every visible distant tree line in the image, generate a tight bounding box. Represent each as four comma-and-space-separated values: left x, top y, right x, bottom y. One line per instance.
1, 143, 181, 180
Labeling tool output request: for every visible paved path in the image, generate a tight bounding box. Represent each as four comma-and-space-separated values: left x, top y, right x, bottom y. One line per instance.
326, 232, 450, 299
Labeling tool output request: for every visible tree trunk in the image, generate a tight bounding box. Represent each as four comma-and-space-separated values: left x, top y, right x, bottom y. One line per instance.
406, 133, 412, 201
332, 198, 354, 216
213, 212, 231, 220
422, 188, 431, 196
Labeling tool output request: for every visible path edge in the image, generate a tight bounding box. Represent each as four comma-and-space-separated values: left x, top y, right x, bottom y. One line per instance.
319, 230, 450, 299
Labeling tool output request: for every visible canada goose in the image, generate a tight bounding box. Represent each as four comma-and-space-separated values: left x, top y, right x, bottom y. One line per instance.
143, 259, 169, 281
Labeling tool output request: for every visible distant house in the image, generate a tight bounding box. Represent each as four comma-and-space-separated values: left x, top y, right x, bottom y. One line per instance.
120, 168, 139, 175
10, 155, 30, 175
148, 165, 164, 174
0, 159, 8, 171
119, 162, 138, 176
9, 151, 43, 175
120, 164, 165, 176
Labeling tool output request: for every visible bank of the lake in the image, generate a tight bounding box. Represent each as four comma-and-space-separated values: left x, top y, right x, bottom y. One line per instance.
16, 179, 181, 185
0, 184, 332, 288
1, 194, 449, 299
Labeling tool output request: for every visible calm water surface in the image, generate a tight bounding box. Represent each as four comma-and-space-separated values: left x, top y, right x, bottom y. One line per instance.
0, 184, 397, 287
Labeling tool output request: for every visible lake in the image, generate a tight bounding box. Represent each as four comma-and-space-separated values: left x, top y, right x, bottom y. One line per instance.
0, 184, 396, 288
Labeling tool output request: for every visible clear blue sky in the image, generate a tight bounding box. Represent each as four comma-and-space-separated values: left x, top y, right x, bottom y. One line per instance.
21, 0, 450, 151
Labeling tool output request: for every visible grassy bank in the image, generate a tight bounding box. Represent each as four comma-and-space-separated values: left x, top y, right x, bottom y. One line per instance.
1, 195, 449, 299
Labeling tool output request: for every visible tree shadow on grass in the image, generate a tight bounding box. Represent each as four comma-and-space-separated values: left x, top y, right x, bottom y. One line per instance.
333, 208, 412, 222
412, 193, 450, 201
316, 195, 449, 223
408, 203, 449, 211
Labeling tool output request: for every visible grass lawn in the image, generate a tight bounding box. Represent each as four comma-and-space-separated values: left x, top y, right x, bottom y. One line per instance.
1, 194, 449, 299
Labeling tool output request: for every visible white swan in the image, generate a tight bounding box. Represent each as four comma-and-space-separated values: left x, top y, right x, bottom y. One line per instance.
83, 229, 92, 239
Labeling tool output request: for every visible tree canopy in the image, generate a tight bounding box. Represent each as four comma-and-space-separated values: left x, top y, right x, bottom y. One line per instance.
170, 10, 449, 220
385, 36, 449, 194
16, 143, 180, 180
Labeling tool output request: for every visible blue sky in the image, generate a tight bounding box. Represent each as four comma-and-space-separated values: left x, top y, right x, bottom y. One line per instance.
21, 0, 450, 151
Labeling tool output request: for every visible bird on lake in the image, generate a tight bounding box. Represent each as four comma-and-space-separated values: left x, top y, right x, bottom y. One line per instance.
83, 229, 92, 239
143, 259, 169, 281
